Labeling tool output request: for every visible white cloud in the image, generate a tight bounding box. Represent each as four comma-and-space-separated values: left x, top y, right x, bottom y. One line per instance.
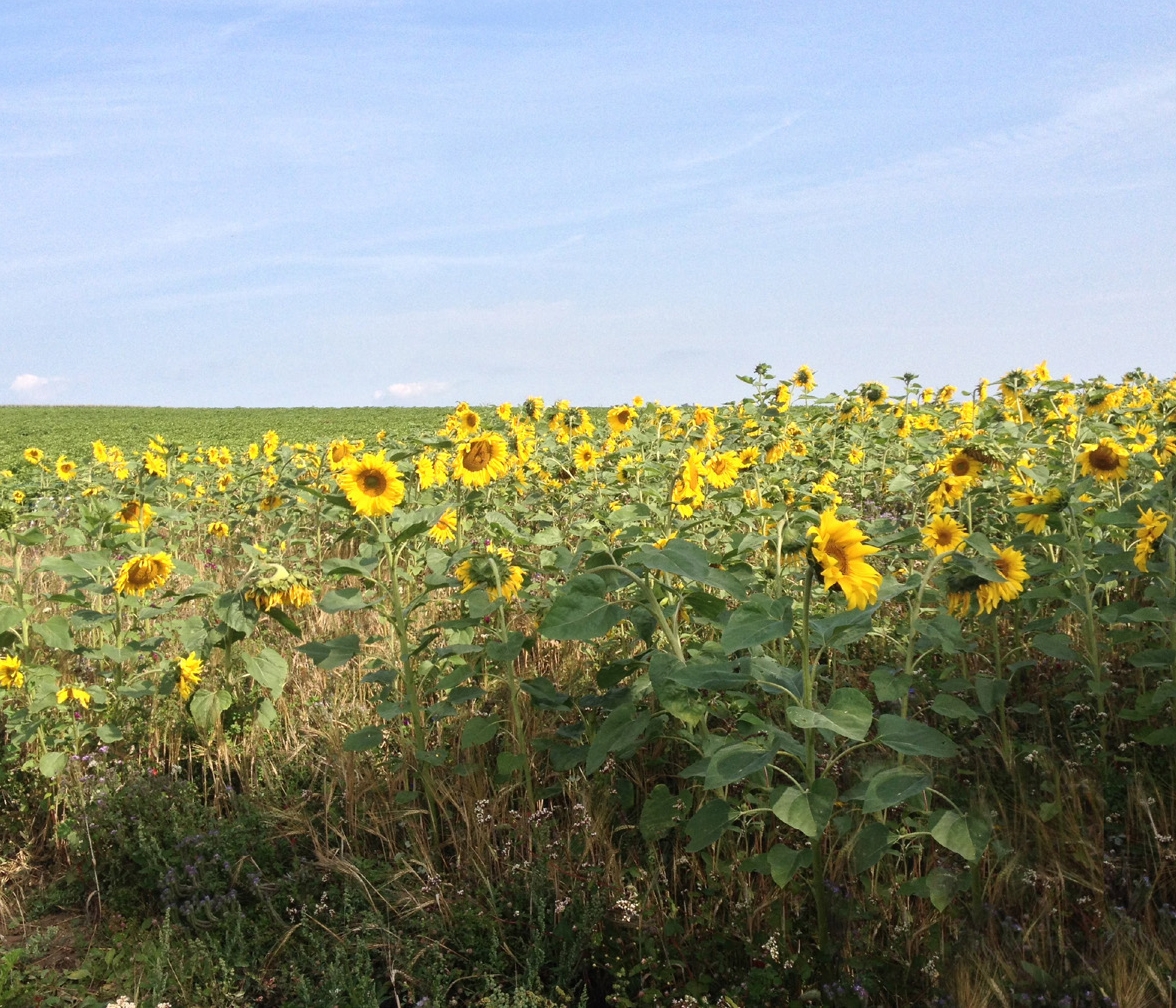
384, 381, 450, 400
10, 373, 49, 392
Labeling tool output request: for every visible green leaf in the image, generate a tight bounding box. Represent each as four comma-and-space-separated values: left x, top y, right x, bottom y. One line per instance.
520, 676, 571, 709
929, 693, 978, 721
318, 588, 371, 613
851, 821, 892, 874
861, 767, 932, 813
771, 778, 837, 838
1032, 633, 1083, 663
213, 591, 258, 634
242, 647, 289, 696
766, 844, 811, 887
256, 698, 279, 729
875, 714, 959, 757
39, 751, 68, 778
343, 725, 384, 751
96, 724, 124, 744
0, 606, 27, 635
703, 742, 774, 790
639, 784, 688, 842
870, 667, 912, 703
630, 540, 747, 597
460, 715, 500, 749
648, 651, 707, 729
33, 616, 75, 652
684, 798, 736, 852
539, 574, 626, 642
296, 634, 361, 670
721, 594, 792, 653
974, 676, 1009, 714
931, 810, 992, 863
322, 556, 380, 578
189, 688, 232, 730
486, 631, 526, 664
785, 688, 873, 741
496, 752, 528, 777
809, 607, 875, 651
585, 703, 652, 774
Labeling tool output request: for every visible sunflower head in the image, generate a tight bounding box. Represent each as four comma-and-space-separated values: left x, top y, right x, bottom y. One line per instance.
573, 442, 600, 471
607, 405, 635, 433
0, 655, 23, 689
921, 514, 967, 555
336, 452, 405, 517
454, 545, 524, 602
23, 447, 45, 466
117, 500, 154, 532
115, 552, 175, 596
807, 509, 882, 610
860, 382, 888, 405
452, 433, 510, 488
1078, 438, 1130, 482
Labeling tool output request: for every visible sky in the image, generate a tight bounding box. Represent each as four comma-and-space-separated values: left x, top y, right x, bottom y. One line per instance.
2, 1, 1176, 407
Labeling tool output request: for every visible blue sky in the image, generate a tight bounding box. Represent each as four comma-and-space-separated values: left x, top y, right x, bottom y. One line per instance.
2, 1, 1175, 407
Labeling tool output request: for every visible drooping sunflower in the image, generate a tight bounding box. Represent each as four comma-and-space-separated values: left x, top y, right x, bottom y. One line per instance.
336, 453, 406, 517
114, 552, 175, 596
178, 652, 203, 701
1078, 438, 1130, 482
975, 547, 1030, 614
0, 655, 23, 689
808, 509, 883, 610
921, 514, 967, 555
452, 433, 509, 488
428, 508, 458, 544
607, 405, 636, 433
117, 500, 154, 533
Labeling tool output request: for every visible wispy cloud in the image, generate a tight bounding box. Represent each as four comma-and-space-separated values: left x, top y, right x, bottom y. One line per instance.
376, 381, 451, 401
10, 373, 49, 392
8, 373, 66, 402
671, 115, 800, 171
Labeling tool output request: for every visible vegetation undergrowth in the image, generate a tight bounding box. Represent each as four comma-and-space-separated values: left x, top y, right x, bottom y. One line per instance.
1, 363, 1174, 1007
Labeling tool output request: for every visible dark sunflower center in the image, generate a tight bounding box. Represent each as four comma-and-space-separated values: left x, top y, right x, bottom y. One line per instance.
936, 528, 954, 546
823, 541, 849, 572
950, 457, 972, 476
464, 441, 492, 471
127, 561, 153, 587
362, 471, 387, 494
1089, 446, 1118, 471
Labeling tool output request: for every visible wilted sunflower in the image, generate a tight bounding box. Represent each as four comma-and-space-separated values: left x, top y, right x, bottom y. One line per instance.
115, 552, 175, 596
336, 453, 406, 517
1078, 438, 1130, 482
808, 509, 883, 610
258, 495, 284, 512
452, 433, 509, 488
975, 546, 1030, 614
178, 652, 203, 701
921, 514, 967, 555
0, 655, 23, 689
607, 405, 636, 433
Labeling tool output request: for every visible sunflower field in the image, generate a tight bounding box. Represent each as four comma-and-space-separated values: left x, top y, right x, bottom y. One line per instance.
1, 364, 1175, 1007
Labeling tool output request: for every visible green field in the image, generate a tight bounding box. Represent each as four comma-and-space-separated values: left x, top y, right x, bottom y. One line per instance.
0, 405, 452, 467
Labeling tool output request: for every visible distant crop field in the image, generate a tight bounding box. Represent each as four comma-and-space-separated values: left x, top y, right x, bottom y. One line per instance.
0, 405, 451, 467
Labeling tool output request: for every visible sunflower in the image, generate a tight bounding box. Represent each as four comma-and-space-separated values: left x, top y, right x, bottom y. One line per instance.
607, 405, 636, 433
454, 545, 524, 602
775, 384, 792, 408
263, 430, 280, 458
921, 514, 967, 555
428, 508, 458, 544
523, 396, 545, 420
143, 453, 168, 478
258, 495, 284, 512
452, 433, 509, 488
615, 454, 642, 483
336, 453, 406, 517
91, 440, 109, 463
847, 447, 865, 466
207, 520, 230, 538
57, 685, 92, 708
944, 450, 983, 480
284, 582, 315, 609
792, 365, 816, 392
117, 500, 154, 533
1078, 438, 1130, 482
114, 552, 175, 596
23, 447, 44, 465
327, 439, 360, 471
975, 547, 1030, 614
703, 451, 744, 489
53, 456, 76, 481
0, 655, 23, 689
12, 490, 25, 504
572, 442, 600, 471
808, 509, 883, 610
416, 454, 437, 490
178, 652, 203, 701
1010, 487, 1062, 535
1133, 508, 1170, 572
456, 408, 481, 436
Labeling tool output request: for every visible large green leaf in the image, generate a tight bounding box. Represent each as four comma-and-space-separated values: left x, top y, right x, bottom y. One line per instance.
0, 606, 26, 635
771, 778, 837, 838
931, 810, 992, 863
875, 714, 959, 757
648, 651, 707, 728
460, 715, 501, 749
39, 751, 68, 779
720, 594, 792, 653
684, 798, 736, 852
1032, 633, 1084, 663
585, 703, 653, 774
539, 574, 625, 642
189, 688, 232, 730
809, 607, 875, 651
851, 821, 893, 874
639, 784, 688, 842
33, 616, 74, 652
343, 725, 385, 752
243, 647, 288, 696
703, 742, 774, 790
296, 634, 361, 670
785, 688, 873, 741
318, 588, 371, 614
630, 540, 747, 597
861, 767, 932, 813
